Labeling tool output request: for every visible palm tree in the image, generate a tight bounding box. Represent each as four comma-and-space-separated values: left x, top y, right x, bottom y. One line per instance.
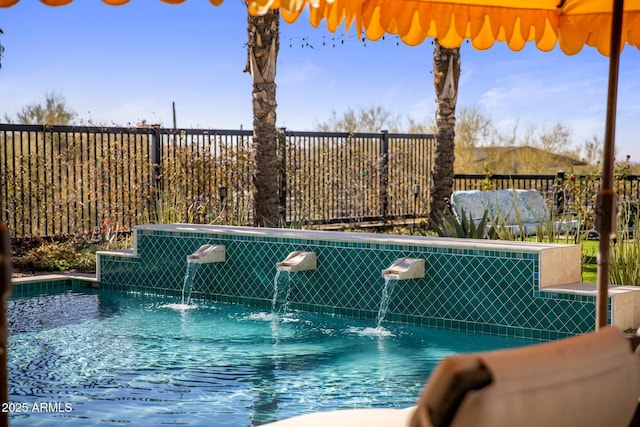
0, 28, 4, 69
245, 10, 281, 227
430, 41, 460, 224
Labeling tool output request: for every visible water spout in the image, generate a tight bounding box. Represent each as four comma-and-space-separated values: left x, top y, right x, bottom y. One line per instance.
173, 245, 225, 309
271, 270, 293, 314
382, 257, 425, 281
187, 244, 225, 264
276, 251, 317, 272
376, 276, 398, 328
182, 259, 199, 306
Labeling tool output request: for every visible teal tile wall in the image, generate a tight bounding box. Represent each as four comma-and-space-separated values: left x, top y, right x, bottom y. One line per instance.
9, 279, 71, 298
98, 228, 601, 340
9, 277, 95, 298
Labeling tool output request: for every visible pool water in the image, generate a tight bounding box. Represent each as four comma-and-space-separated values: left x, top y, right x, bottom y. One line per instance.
7, 289, 536, 426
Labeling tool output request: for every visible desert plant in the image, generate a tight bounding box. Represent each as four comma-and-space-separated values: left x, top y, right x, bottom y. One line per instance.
618, 199, 639, 231
149, 192, 185, 224
532, 208, 583, 245
562, 171, 600, 231
486, 211, 520, 241
431, 207, 493, 239
610, 203, 640, 286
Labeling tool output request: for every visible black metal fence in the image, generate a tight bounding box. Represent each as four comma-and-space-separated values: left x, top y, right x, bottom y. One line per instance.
0, 124, 435, 238
0, 124, 257, 237
3, 123, 639, 238
282, 130, 432, 224
453, 174, 558, 193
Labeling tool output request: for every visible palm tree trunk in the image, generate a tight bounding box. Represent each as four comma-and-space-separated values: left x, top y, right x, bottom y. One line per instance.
430, 41, 460, 224
246, 10, 280, 226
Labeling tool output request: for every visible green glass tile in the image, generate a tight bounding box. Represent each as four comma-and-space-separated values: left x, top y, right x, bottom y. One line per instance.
97, 228, 601, 339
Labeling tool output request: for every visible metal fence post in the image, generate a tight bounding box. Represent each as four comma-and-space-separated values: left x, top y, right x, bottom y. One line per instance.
380, 130, 389, 221
554, 170, 566, 214
151, 127, 162, 194
278, 128, 287, 225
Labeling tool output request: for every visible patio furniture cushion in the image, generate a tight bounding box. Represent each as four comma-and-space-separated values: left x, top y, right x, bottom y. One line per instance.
514, 189, 549, 224
483, 189, 517, 224
449, 190, 487, 222
410, 326, 640, 427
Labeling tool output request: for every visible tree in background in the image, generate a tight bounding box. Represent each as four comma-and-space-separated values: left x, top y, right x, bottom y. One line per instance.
245, 10, 281, 227
315, 105, 434, 134
0, 28, 4, 69
454, 106, 494, 171
430, 41, 460, 223
315, 106, 402, 133
535, 123, 572, 155
448, 106, 599, 174
4, 93, 75, 125
313, 104, 606, 175
487, 121, 583, 174
406, 116, 435, 134
580, 135, 604, 166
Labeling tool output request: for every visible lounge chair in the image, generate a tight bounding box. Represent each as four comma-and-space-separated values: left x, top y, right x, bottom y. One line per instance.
262, 326, 640, 427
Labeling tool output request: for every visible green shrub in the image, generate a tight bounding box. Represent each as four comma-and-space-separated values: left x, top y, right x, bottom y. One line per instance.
12, 233, 132, 274
13, 239, 96, 272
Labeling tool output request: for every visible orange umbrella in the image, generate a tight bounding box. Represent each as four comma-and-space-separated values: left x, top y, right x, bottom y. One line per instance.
269, 0, 640, 54
0, 0, 223, 5
1, 1, 638, 54
1, 0, 638, 330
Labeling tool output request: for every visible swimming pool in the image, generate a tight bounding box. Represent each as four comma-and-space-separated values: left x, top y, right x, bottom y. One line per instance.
8, 288, 536, 426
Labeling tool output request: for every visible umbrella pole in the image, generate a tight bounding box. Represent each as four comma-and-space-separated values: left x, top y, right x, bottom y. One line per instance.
0, 223, 10, 427
596, 0, 624, 329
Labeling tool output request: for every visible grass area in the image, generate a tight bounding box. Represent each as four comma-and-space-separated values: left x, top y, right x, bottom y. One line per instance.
581, 239, 598, 283
582, 262, 597, 284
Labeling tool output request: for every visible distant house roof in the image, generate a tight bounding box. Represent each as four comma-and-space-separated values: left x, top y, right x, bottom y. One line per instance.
473, 146, 587, 168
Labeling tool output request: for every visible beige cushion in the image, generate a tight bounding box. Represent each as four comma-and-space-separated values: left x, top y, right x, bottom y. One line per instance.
412, 326, 640, 427
260, 407, 416, 427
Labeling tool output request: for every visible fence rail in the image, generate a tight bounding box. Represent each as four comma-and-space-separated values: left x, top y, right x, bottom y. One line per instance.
453, 173, 558, 193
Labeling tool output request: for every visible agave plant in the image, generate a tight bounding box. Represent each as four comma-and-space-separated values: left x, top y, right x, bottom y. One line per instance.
431, 206, 493, 239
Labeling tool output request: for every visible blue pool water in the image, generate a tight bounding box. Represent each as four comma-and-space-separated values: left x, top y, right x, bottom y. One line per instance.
7, 289, 536, 426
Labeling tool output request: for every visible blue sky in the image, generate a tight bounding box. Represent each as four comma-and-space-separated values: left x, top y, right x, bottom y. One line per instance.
1, 1, 640, 162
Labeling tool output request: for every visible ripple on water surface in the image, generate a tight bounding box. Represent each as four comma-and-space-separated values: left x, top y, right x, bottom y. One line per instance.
7, 289, 536, 426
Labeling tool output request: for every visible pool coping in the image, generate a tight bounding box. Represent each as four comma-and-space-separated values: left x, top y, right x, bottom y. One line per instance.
541, 281, 640, 330
131, 223, 577, 253
11, 272, 98, 285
